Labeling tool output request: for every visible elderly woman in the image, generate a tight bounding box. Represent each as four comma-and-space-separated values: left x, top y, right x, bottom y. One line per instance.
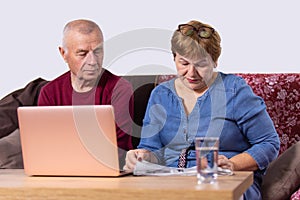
124, 19, 280, 200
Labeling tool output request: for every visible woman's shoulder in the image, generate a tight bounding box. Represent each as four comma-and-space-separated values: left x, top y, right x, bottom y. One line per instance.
148, 79, 178, 103
218, 72, 247, 88
153, 78, 175, 93
219, 72, 244, 81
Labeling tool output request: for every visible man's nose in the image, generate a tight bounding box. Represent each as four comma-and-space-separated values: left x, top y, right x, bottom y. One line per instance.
86, 52, 97, 65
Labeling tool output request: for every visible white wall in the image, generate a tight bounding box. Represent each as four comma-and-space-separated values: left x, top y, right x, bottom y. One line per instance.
1, 0, 299, 98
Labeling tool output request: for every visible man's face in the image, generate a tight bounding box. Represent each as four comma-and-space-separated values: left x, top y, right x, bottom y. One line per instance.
60, 30, 104, 82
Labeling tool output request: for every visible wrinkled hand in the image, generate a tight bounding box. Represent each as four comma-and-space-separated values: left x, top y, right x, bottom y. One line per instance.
218, 155, 235, 171
123, 149, 154, 172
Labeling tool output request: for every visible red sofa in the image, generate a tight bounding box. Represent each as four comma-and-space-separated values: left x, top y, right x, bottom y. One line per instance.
0, 73, 299, 199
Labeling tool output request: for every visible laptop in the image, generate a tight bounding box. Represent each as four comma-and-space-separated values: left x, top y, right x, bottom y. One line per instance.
17, 105, 131, 177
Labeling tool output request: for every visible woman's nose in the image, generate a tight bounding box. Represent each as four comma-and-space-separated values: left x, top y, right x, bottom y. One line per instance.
187, 64, 197, 74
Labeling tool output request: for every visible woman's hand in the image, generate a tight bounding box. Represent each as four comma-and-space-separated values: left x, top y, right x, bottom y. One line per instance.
218, 153, 258, 171
123, 149, 157, 172
218, 155, 235, 171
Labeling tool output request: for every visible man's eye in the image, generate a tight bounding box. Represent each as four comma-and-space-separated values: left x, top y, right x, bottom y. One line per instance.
182, 63, 189, 66
94, 50, 102, 56
78, 53, 86, 57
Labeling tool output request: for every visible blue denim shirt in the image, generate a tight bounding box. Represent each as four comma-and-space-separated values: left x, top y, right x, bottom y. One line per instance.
138, 72, 280, 200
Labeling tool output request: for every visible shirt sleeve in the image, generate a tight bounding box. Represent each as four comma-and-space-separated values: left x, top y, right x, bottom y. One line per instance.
137, 86, 167, 164
233, 77, 280, 170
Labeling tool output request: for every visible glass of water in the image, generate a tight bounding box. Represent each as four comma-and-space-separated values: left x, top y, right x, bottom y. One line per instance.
195, 137, 219, 184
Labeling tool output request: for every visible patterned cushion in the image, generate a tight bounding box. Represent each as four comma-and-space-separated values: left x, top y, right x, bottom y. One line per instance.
236, 73, 300, 155
156, 73, 300, 155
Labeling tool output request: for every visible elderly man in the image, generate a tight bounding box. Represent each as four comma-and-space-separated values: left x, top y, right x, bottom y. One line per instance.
38, 19, 134, 159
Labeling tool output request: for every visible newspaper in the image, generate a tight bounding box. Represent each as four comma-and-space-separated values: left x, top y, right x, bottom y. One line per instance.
133, 160, 233, 176
133, 160, 197, 176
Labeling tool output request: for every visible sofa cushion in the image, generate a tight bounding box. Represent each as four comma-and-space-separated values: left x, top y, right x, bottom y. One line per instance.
122, 75, 157, 148
0, 78, 48, 168
261, 141, 300, 200
0, 129, 23, 168
0, 78, 48, 139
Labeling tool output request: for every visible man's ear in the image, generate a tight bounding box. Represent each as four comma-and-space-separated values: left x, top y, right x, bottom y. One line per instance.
59, 46, 67, 63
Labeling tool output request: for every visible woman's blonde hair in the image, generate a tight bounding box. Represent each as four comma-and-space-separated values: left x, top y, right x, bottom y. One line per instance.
171, 20, 221, 63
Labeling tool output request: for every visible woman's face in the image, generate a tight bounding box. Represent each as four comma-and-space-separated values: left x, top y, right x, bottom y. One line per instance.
174, 52, 216, 92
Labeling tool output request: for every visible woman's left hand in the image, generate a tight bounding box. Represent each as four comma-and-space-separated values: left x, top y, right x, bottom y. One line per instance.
218, 155, 235, 171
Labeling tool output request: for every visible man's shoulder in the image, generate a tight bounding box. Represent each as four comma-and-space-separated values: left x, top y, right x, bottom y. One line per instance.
102, 69, 131, 88
102, 69, 121, 80
41, 71, 70, 92
44, 72, 70, 86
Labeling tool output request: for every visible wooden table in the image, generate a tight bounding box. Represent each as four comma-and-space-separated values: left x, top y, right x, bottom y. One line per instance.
0, 169, 253, 200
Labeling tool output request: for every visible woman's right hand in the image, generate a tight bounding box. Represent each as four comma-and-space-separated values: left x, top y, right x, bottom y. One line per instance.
123, 149, 156, 172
